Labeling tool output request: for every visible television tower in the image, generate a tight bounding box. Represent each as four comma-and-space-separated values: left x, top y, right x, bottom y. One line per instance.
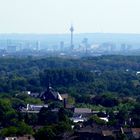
70, 25, 74, 50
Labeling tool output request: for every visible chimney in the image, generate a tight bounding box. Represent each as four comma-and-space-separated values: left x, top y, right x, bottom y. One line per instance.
64, 98, 67, 108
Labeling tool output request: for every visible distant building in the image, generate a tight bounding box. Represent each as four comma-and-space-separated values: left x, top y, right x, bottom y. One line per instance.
121, 43, 127, 52
7, 45, 17, 53
35, 41, 40, 51
82, 38, 89, 54
60, 41, 64, 52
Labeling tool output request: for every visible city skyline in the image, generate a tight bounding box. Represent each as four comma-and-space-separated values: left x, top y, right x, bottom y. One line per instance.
0, 0, 140, 34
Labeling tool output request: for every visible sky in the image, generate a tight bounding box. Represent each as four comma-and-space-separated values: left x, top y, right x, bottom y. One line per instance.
0, 0, 140, 34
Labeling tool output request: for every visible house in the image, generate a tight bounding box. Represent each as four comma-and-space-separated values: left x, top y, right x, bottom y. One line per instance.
136, 71, 140, 75
99, 117, 109, 122
23, 91, 40, 98
29, 92, 40, 98
26, 104, 48, 111
119, 127, 140, 139
102, 130, 116, 139
71, 108, 92, 123
75, 125, 102, 140
131, 128, 140, 139
75, 125, 125, 140
70, 116, 86, 123
5, 137, 17, 140
97, 112, 109, 122
73, 108, 92, 117
60, 94, 68, 100
5, 135, 35, 140
51, 108, 59, 113
102, 130, 114, 137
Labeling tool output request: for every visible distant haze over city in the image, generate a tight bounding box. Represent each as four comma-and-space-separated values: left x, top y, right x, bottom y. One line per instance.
1, 33, 140, 44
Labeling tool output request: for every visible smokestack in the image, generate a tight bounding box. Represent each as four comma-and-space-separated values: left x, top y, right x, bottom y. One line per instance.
64, 98, 67, 108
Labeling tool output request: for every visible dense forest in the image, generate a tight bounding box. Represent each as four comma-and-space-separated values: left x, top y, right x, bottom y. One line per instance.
0, 55, 140, 96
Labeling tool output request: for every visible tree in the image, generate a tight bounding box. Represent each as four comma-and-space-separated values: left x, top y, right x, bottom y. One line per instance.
92, 94, 119, 107
17, 122, 33, 136
58, 108, 72, 122
88, 115, 106, 125
38, 107, 58, 125
0, 99, 17, 126
11, 98, 25, 110
34, 126, 56, 140
0, 126, 18, 137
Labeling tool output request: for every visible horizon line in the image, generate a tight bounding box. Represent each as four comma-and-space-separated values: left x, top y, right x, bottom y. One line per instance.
1, 32, 140, 35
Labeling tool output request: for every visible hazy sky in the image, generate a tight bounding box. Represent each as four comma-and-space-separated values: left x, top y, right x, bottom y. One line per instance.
0, 0, 140, 34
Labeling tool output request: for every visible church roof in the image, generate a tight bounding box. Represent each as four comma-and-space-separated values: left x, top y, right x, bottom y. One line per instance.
41, 86, 63, 101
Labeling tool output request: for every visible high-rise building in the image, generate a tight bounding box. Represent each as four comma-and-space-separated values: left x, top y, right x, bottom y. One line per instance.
36, 41, 40, 51
121, 43, 126, 52
60, 41, 64, 52
82, 38, 89, 54
7, 45, 17, 53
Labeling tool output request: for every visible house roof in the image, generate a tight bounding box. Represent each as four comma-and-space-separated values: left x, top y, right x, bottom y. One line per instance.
27, 104, 48, 111
5, 135, 35, 140
76, 125, 121, 137
5, 137, 17, 140
132, 128, 140, 139
70, 117, 86, 123
74, 108, 92, 114
57, 93, 63, 100
30, 92, 40, 97
65, 104, 74, 109
131, 128, 140, 133
77, 125, 101, 134
122, 128, 132, 134
99, 117, 109, 122
51, 108, 59, 112
47, 86, 58, 99
29, 104, 48, 108
102, 130, 113, 136
61, 94, 68, 99
18, 136, 35, 140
